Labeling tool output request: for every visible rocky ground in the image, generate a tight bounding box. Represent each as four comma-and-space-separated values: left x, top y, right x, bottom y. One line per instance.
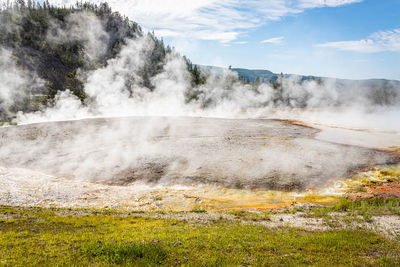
133, 211, 400, 239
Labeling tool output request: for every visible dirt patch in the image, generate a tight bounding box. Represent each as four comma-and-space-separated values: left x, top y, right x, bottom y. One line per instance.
133, 211, 400, 238
347, 180, 400, 201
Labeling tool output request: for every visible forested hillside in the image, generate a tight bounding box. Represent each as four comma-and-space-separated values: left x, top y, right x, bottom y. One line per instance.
0, 1, 172, 99
0, 1, 204, 117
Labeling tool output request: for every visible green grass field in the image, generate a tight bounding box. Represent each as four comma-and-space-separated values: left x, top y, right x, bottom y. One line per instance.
1, 204, 399, 266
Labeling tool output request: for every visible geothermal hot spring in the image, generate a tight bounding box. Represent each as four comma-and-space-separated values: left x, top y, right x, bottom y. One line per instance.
1, 113, 399, 211
1, 36, 399, 211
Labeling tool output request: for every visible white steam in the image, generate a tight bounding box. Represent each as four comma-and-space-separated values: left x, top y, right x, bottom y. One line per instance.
0, 48, 44, 119
11, 11, 399, 130
47, 11, 109, 61
15, 31, 400, 132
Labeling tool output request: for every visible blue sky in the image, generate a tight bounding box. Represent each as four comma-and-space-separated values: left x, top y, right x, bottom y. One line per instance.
46, 0, 400, 80
161, 0, 400, 80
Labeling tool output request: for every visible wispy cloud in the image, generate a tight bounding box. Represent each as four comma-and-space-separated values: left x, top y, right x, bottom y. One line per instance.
47, 0, 363, 43
261, 36, 285, 44
316, 29, 400, 53
153, 29, 181, 38
298, 0, 362, 8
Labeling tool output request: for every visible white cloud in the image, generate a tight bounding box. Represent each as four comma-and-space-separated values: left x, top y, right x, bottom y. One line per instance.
298, 0, 362, 8
195, 30, 240, 43
153, 29, 182, 38
316, 29, 400, 53
45, 0, 363, 43
261, 36, 285, 44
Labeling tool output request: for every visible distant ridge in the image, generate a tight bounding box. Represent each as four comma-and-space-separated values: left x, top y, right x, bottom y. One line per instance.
200, 65, 400, 87
235, 68, 400, 84
232, 68, 277, 83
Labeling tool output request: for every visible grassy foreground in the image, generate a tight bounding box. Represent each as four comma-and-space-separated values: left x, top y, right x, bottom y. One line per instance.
1, 205, 400, 266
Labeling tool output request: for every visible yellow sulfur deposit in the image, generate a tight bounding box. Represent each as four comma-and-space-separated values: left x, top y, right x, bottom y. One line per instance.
187, 165, 400, 211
